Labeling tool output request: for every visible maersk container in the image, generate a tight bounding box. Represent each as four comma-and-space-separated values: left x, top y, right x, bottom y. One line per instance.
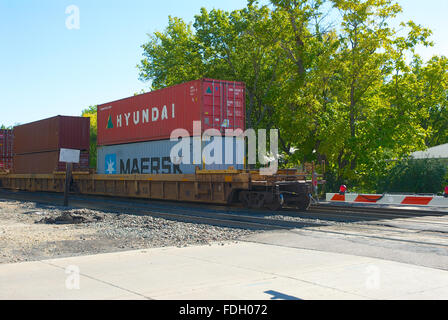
97, 137, 245, 175
14, 116, 90, 155
13, 150, 89, 174
97, 79, 246, 146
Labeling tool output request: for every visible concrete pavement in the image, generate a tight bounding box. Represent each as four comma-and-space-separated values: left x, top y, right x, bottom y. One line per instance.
1, 241, 448, 300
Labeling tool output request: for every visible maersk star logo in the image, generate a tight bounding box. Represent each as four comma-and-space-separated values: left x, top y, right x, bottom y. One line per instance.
105, 154, 117, 174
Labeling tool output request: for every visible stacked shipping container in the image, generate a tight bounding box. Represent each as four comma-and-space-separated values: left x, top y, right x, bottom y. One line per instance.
0, 129, 13, 171
97, 137, 245, 175
97, 79, 246, 174
13, 116, 90, 174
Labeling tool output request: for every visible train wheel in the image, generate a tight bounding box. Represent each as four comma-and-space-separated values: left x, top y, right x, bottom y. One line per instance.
239, 191, 265, 209
249, 193, 265, 209
239, 191, 250, 207
266, 200, 282, 211
295, 194, 311, 211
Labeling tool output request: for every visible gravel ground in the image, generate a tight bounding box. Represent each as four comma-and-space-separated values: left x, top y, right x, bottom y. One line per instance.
0, 199, 257, 264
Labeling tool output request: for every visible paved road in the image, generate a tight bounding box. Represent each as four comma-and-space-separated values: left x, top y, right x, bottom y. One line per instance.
1, 239, 447, 300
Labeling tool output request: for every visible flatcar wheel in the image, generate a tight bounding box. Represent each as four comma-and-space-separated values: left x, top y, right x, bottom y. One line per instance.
295, 194, 311, 211
248, 192, 265, 209
240, 191, 265, 209
239, 191, 250, 207
266, 200, 282, 211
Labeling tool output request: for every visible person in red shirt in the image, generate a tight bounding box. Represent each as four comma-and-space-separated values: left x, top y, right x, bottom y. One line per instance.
339, 185, 347, 195
444, 186, 448, 198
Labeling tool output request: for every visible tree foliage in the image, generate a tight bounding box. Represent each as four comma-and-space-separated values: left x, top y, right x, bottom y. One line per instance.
377, 158, 448, 194
138, 0, 448, 192
81, 105, 97, 169
1, 124, 18, 129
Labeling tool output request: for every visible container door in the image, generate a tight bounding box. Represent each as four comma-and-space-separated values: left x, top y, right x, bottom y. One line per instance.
226, 83, 245, 131
202, 80, 225, 132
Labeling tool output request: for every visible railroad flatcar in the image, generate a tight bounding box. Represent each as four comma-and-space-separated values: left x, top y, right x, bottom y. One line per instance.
0, 169, 314, 210
0, 79, 320, 210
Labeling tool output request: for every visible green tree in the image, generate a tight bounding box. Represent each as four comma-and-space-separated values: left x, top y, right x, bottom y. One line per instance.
81, 105, 97, 169
377, 158, 448, 194
139, 16, 205, 90
1, 124, 17, 129
139, 4, 286, 132
416, 56, 448, 147
137, 0, 446, 192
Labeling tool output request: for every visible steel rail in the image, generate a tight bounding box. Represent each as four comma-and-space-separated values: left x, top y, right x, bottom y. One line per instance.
306, 204, 448, 227
0, 189, 324, 231
312, 204, 448, 216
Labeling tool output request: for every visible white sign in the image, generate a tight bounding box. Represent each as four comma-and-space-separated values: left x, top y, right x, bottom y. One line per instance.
59, 148, 80, 163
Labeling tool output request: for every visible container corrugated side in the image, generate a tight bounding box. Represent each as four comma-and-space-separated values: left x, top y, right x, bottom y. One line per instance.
97, 137, 245, 174
0, 129, 13, 171
13, 116, 90, 155
0, 158, 13, 171
97, 79, 245, 146
0, 129, 14, 159
13, 150, 89, 174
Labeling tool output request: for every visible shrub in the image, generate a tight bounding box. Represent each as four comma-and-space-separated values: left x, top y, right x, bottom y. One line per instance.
377, 158, 448, 194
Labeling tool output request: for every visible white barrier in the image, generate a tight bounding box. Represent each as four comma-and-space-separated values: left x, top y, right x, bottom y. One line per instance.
326, 193, 448, 207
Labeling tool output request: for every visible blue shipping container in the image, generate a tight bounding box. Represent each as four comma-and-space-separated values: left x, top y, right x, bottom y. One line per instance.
97, 137, 245, 174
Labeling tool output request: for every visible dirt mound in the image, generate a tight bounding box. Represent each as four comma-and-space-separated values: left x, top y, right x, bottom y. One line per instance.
37, 211, 104, 225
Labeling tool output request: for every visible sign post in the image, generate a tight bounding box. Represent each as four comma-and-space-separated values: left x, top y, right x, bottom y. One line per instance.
59, 148, 80, 207
311, 161, 319, 202
64, 163, 73, 207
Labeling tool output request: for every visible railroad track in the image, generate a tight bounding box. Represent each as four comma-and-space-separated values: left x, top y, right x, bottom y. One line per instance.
0, 189, 325, 231
306, 204, 448, 227
311, 204, 448, 216
1, 189, 448, 248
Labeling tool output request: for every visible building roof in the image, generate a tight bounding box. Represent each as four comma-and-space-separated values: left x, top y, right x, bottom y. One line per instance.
411, 143, 448, 159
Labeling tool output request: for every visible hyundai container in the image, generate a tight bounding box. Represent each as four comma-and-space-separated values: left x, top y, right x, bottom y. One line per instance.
14, 116, 90, 155
97, 137, 245, 175
97, 79, 245, 146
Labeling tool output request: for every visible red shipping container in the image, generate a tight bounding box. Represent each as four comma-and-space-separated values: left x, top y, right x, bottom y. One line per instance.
97, 79, 245, 146
0, 158, 13, 171
13, 150, 89, 174
0, 129, 13, 171
0, 129, 14, 159
14, 116, 90, 155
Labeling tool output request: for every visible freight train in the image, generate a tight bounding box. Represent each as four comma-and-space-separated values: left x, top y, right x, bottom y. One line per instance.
0, 79, 319, 210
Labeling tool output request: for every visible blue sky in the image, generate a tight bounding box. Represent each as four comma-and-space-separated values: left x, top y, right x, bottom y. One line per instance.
0, 0, 447, 127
